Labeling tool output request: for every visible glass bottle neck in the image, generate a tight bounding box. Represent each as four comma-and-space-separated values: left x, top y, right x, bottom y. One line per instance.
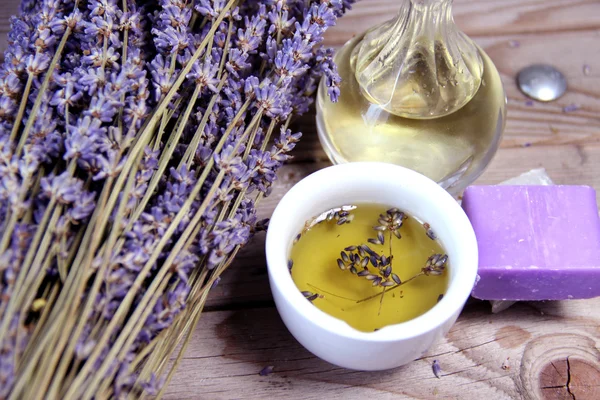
351, 0, 483, 119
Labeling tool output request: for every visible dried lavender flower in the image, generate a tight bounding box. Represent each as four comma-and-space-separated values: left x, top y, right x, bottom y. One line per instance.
259, 365, 274, 376
562, 104, 580, 113
583, 64, 591, 76
423, 254, 448, 276
301, 291, 319, 302
432, 359, 442, 378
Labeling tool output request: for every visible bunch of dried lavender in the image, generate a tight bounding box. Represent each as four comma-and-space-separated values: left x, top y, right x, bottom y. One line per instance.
0, 0, 353, 397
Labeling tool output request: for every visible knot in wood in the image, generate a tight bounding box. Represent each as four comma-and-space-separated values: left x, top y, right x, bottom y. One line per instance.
519, 333, 600, 400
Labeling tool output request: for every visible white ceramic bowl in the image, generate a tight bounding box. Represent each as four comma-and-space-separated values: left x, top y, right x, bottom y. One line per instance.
265, 162, 478, 370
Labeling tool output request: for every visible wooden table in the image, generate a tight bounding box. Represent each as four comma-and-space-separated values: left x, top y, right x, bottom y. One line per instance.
2, 1, 600, 399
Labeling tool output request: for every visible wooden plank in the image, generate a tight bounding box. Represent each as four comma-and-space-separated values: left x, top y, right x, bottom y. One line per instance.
0, 1, 19, 58
165, 299, 600, 399
322, 0, 600, 46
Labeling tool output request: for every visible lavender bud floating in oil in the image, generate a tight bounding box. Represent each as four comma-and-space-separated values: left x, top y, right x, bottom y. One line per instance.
289, 204, 449, 332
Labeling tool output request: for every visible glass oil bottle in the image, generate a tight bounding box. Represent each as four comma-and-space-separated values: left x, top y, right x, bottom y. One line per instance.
316, 0, 506, 194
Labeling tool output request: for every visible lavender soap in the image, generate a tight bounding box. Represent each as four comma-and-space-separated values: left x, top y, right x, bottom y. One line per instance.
462, 185, 600, 300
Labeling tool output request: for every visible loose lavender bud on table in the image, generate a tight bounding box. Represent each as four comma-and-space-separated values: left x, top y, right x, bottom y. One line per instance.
259, 365, 274, 376
432, 360, 442, 378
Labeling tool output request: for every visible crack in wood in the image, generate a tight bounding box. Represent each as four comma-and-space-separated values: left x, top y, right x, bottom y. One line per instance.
566, 357, 576, 400
295, 367, 343, 376
441, 363, 483, 377
264, 355, 316, 363
453, 338, 499, 354
204, 299, 275, 313
541, 385, 566, 389
542, 357, 578, 399
415, 350, 455, 361
550, 360, 564, 379
457, 373, 514, 387
272, 366, 312, 374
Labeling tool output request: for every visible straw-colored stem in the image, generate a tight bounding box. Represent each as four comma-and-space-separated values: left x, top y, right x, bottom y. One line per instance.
356, 273, 425, 303
152, 50, 179, 150
155, 289, 210, 400
306, 284, 359, 302
80, 275, 172, 400
9, 73, 33, 142
243, 116, 263, 159
0, 212, 18, 254
106, 90, 247, 265
64, 171, 221, 398
11, 178, 112, 396
139, 239, 242, 397
118, 4, 129, 127
128, 82, 201, 224
46, 163, 138, 399
21, 205, 63, 293
83, 170, 229, 392
180, 74, 228, 169
57, 226, 84, 283
16, 26, 72, 156
57, 233, 68, 282
79, 0, 234, 265
77, 108, 262, 399
131, 267, 210, 385
153, 112, 168, 151
0, 176, 32, 253
130, 268, 208, 392
119, 97, 251, 248
25, 283, 59, 356
149, 252, 239, 395
21, 166, 44, 225
14, 243, 57, 366
153, 96, 181, 151
0, 198, 57, 341
217, 18, 233, 78
260, 118, 279, 152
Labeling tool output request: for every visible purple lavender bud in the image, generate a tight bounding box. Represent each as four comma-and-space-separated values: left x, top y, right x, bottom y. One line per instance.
254, 83, 283, 118
187, 58, 220, 93
25, 53, 51, 76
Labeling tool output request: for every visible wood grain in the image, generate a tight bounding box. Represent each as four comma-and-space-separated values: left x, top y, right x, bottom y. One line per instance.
321, 0, 600, 45
0, 1, 19, 58
165, 299, 600, 399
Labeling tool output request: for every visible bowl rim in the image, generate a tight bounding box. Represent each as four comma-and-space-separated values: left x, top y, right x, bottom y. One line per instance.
265, 162, 478, 342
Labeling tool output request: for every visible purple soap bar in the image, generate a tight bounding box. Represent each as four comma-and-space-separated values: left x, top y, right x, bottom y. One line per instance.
462, 185, 600, 300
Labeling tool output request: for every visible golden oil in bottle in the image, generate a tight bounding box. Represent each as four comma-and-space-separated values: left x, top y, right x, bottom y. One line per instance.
289, 204, 449, 333
316, 0, 506, 194
316, 38, 505, 194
